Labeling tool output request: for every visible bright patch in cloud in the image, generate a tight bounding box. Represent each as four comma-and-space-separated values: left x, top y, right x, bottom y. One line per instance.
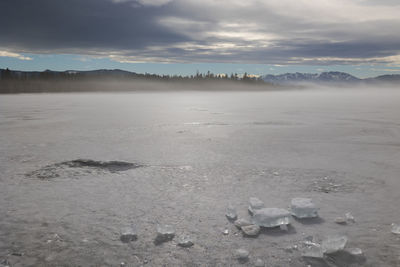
0, 51, 32, 61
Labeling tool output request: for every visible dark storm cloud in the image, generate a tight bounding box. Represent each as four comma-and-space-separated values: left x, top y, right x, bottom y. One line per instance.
1, 0, 400, 65
0, 0, 187, 51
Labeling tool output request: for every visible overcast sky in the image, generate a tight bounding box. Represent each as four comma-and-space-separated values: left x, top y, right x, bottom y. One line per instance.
1, 0, 400, 76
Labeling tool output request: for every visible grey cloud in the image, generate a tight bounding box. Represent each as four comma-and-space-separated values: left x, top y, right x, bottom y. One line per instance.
0, 0, 187, 52
1, 0, 400, 65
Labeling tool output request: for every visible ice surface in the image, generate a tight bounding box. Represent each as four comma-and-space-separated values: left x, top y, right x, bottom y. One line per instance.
251, 208, 290, 227
321, 235, 348, 254
290, 198, 318, 218
248, 197, 265, 215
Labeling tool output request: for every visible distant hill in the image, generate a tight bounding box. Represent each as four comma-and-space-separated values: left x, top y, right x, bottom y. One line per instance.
364, 74, 400, 83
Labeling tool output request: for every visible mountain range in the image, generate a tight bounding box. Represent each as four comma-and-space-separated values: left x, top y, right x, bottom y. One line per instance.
261, 71, 400, 85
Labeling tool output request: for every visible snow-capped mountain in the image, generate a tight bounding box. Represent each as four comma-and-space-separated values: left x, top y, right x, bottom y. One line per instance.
262, 71, 361, 84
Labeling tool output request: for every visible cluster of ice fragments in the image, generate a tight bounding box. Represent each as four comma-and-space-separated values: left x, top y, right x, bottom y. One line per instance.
227, 196, 366, 265
226, 197, 320, 240
113, 196, 376, 265
238, 196, 318, 227
119, 224, 193, 248
302, 235, 366, 266
223, 197, 319, 263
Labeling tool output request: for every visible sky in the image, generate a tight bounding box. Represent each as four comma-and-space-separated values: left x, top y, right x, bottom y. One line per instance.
1, 0, 400, 78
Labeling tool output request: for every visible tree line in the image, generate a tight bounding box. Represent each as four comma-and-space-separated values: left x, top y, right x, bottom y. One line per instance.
0, 68, 265, 84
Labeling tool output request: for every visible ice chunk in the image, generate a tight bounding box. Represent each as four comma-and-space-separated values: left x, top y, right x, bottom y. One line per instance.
234, 248, 249, 262
241, 224, 260, 236
290, 198, 318, 218
120, 226, 137, 243
335, 217, 347, 225
345, 212, 355, 223
254, 258, 265, 267
346, 247, 363, 256
391, 223, 400, 234
234, 218, 252, 229
252, 208, 290, 227
177, 235, 194, 247
226, 204, 238, 221
321, 235, 348, 254
154, 225, 175, 244
248, 197, 265, 215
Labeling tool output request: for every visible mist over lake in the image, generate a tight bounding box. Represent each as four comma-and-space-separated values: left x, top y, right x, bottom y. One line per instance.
1, 87, 399, 266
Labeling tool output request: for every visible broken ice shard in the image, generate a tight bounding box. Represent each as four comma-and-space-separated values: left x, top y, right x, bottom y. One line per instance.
120, 226, 138, 243
391, 223, 400, 234
241, 224, 260, 236
248, 197, 265, 215
234, 218, 252, 229
177, 235, 194, 247
234, 248, 250, 262
251, 208, 290, 227
226, 204, 238, 221
290, 198, 318, 218
321, 235, 348, 254
154, 225, 175, 244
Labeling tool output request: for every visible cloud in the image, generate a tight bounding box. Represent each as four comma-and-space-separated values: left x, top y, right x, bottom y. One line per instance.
112, 0, 172, 6
1, 0, 400, 65
0, 51, 32, 61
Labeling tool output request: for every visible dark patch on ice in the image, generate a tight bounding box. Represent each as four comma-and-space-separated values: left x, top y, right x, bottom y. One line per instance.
250, 121, 303, 126
62, 159, 142, 172
26, 159, 144, 179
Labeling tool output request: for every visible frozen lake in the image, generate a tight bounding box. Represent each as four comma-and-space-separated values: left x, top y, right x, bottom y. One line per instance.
1, 88, 400, 266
